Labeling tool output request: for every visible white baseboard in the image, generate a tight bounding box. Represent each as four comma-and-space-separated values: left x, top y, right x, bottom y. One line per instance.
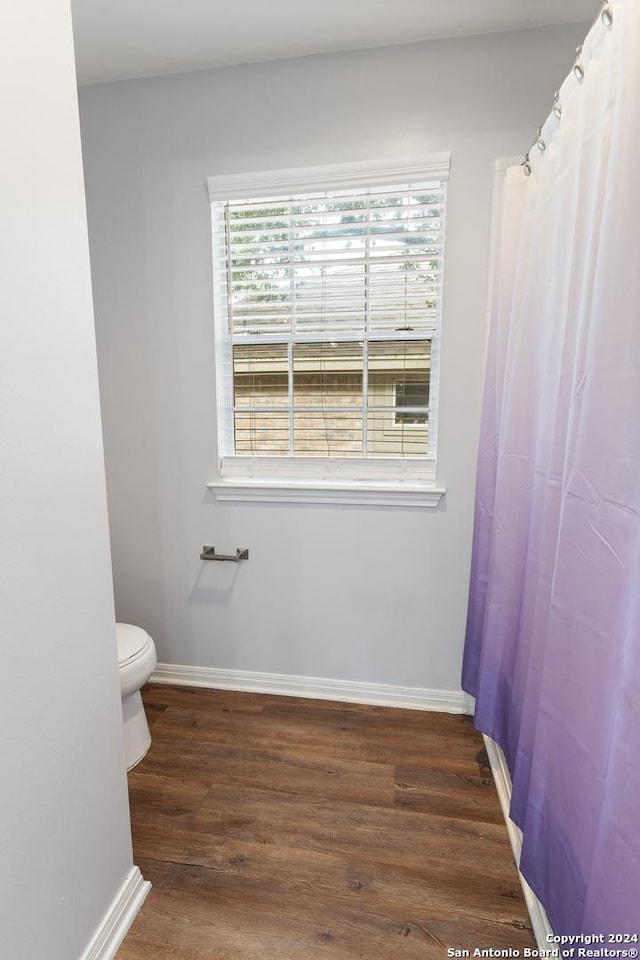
80, 866, 151, 960
483, 735, 554, 948
151, 662, 470, 714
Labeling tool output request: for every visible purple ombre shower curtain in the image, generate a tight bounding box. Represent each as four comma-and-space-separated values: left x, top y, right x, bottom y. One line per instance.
463, 0, 640, 938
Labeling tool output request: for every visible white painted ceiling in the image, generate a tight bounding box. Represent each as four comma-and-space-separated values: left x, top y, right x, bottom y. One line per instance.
71, 0, 600, 86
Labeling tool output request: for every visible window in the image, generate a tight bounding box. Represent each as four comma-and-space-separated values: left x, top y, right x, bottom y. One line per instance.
394, 380, 429, 425
208, 156, 449, 503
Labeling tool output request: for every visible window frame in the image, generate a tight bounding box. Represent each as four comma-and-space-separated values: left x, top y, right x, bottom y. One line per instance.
207, 155, 450, 507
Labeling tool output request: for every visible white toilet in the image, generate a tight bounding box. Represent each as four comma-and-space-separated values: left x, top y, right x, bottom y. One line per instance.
117, 623, 157, 770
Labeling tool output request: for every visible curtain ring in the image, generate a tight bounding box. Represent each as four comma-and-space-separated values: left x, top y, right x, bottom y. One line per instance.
601, 3, 613, 27
574, 46, 585, 80
536, 128, 546, 152
522, 154, 532, 177
553, 91, 562, 119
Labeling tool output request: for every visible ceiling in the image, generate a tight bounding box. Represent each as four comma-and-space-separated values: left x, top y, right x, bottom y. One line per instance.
71, 0, 600, 87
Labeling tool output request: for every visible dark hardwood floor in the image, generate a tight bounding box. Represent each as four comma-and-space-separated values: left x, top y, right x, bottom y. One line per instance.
116, 684, 534, 959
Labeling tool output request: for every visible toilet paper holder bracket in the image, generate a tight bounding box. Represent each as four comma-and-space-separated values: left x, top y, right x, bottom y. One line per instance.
200, 545, 249, 562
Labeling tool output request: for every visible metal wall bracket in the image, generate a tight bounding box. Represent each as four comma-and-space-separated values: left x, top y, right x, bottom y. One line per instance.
200, 545, 249, 562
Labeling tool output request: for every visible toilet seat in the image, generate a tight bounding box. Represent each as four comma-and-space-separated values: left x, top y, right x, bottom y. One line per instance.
118, 622, 153, 666
117, 623, 157, 700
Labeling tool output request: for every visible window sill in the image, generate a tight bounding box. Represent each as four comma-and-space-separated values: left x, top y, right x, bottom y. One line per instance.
207, 479, 446, 507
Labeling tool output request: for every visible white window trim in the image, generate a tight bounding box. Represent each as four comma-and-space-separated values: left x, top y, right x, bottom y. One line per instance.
207, 153, 451, 203
207, 154, 450, 507
206, 478, 445, 507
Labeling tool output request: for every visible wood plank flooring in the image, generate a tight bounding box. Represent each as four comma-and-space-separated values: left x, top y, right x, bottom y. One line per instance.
116, 684, 534, 959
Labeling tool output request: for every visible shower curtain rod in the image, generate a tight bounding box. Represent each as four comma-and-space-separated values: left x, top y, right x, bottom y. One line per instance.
522, 0, 614, 176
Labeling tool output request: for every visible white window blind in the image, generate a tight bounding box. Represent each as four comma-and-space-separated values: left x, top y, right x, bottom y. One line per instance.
208, 156, 449, 487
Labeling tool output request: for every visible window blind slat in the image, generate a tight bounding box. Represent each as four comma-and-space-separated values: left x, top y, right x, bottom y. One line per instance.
228, 253, 443, 270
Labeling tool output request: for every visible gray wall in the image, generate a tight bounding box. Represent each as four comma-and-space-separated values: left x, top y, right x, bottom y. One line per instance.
0, 0, 134, 957
79, 25, 585, 694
